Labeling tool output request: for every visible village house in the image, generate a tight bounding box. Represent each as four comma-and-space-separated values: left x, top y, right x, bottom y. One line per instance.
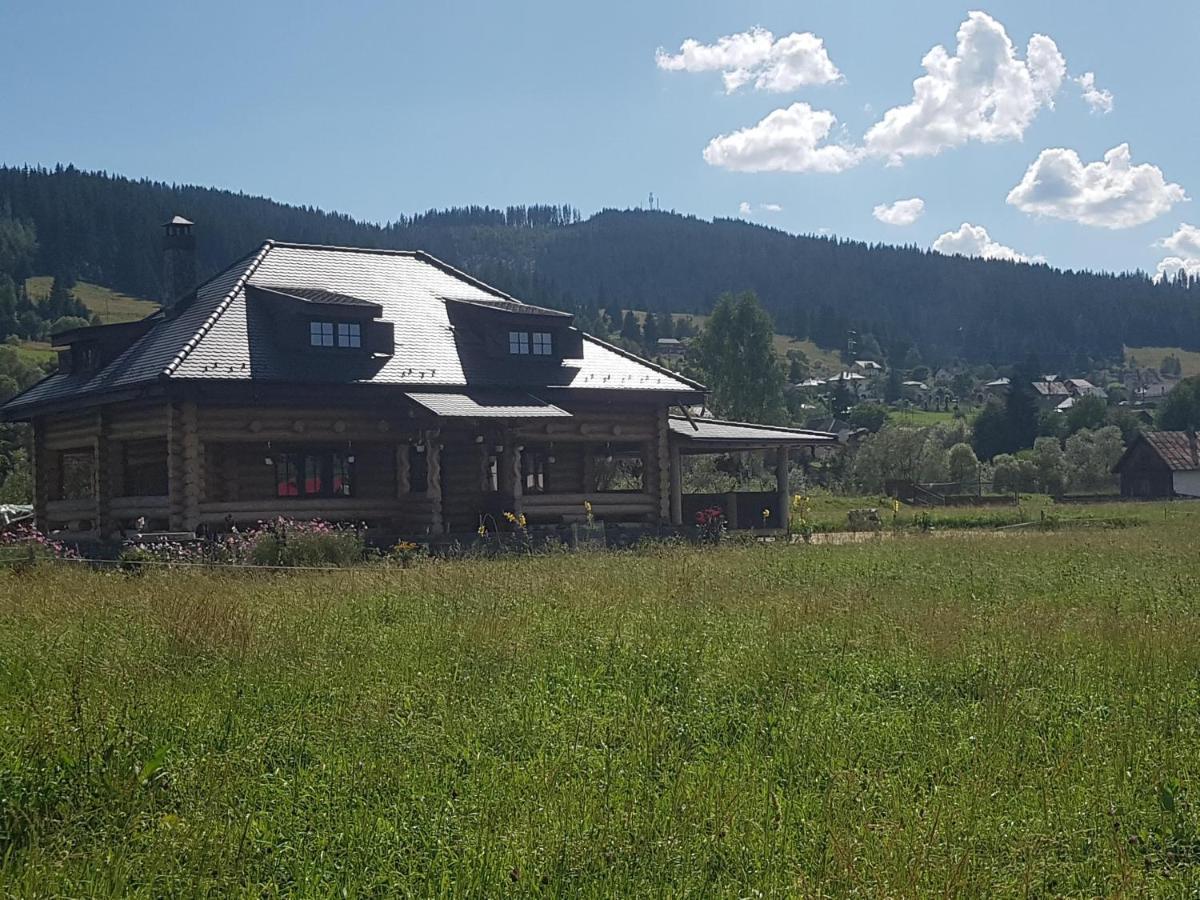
1, 220, 836, 541
1113, 431, 1200, 498
654, 337, 686, 358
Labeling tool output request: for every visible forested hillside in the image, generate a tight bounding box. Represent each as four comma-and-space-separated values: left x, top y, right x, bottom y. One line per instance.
1, 164, 1197, 368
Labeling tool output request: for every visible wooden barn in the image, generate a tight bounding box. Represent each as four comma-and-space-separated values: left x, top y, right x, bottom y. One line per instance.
1113, 431, 1200, 499
1, 220, 836, 541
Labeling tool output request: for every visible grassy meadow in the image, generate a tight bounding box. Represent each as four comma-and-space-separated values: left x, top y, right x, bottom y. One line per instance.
4, 522, 1200, 895
25, 277, 158, 325
1126, 346, 1200, 378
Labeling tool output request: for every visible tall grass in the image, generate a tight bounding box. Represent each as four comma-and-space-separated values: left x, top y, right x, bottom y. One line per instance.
2, 527, 1200, 895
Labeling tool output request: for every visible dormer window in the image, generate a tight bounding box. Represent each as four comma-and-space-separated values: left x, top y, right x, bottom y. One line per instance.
74, 343, 100, 374
508, 330, 553, 356
310, 322, 335, 347
310, 320, 362, 349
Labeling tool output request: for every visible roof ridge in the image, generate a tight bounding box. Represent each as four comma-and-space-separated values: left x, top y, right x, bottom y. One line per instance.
267, 240, 421, 257
161, 240, 275, 378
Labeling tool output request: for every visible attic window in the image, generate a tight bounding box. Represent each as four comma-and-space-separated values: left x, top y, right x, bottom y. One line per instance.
73, 343, 100, 374
310, 321, 362, 349
508, 330, 553, 356
310, 322, 335, 347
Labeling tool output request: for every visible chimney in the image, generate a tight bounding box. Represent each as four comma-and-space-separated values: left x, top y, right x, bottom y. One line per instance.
161, 215, 196, 307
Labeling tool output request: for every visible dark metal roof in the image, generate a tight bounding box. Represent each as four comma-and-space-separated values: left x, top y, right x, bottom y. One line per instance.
405, 391, 571, 419
1116, 431, 1200, 472
444, 296, 572, 318
2, 242, 704, 419
669, 416, 837, 449
252, 284, 382, 309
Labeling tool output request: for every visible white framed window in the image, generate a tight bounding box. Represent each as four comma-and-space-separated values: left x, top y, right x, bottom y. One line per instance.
509, 331, 530, 355
337, 322, 362, 348
532, 332, 552, 356
310, 321, 334, 347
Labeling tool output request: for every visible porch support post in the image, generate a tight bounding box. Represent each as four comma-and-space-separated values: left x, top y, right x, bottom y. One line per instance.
427, 433, 443, 533
181, 401, 201, 532
669, 443, 682, 526
656, 408, 670, 524
395, 443, 410, 496
502, 431, 523, 516
642, 440, 657, 524
775, 445, 790, 534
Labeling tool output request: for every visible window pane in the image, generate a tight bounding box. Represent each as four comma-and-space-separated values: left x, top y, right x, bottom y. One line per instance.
304, 455, 324, 495
59, 449, 96, 500
276, 452, 299, 497
532, 332, 552, 355
338, 322, 362, 348
332, 452, 353, 496
310, 321, 334, 347
509, 331, 529, 355
408, 444, 429, 492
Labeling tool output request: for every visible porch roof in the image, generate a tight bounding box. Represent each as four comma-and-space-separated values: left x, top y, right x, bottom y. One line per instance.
405, 390, 571, 419
669, 416, 837, 452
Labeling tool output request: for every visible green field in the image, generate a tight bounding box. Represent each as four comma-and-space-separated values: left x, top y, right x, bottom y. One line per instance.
888, 407, 974, 427
25, 276, 158, 325
4, 523, 1200, 895
798, 492, 1195, 533
6, 340, 56, 367
1126, 345, 1200, 378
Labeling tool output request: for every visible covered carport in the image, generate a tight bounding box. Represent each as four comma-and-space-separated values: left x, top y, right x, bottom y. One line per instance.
667, 416, 839, 534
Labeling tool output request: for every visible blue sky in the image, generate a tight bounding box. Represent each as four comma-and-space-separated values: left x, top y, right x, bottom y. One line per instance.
2, 1, 1198, 277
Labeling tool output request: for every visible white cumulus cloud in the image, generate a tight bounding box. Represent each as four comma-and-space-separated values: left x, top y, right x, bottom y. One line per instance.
1006, 143, 1187, 229
1076, 72, 1113, 114
1153, 223, 1200, 281
864, 12, 1066, 164
1154, 257, 1200, 282
655, 27, 841, 93
932, 222, 1043, 263
1158, 223, 1200, 258
738, 201, 785, 217
873, 197, 926, 226
703, 102, 862, 173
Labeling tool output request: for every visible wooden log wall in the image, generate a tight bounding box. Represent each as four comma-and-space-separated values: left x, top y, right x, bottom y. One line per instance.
167, 403, 185, 530
195, 405, 420, 443
181, 402, 201, 531
31, 418, 49, 530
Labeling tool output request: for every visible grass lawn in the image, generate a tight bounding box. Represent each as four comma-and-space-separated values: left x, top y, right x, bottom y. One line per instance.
6, 340, 56, 368
796, 491, 1198, 533
888, 407, 975, 427
3, 526, 1200, 894
25, 276, 158, 325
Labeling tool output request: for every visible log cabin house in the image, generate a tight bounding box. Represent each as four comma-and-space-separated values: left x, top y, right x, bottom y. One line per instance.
1, 219, 837, 542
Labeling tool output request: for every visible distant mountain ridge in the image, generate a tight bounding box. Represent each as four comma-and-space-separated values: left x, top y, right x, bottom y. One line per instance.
1, 164, 1197, 368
